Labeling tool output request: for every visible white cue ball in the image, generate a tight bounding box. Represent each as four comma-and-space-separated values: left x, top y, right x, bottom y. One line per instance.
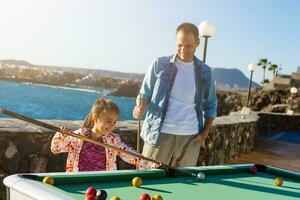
196, 172, 205, 180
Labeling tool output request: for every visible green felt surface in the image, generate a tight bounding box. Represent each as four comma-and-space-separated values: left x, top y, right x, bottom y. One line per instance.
39, 165, 300, 200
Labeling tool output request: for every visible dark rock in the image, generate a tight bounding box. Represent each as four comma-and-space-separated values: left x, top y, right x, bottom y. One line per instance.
247, 88, 300, 114
111, 80, 141, 97
29, 154, 48, 173
19, 158, 30, 173
270, 104, 288, 113
0, 169, 9, 200
4, 152, 21, 173
217, 91, 244, 116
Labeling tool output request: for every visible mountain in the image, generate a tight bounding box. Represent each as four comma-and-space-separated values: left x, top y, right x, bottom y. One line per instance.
0, 59, 33, 66
39, 65, 145, 81
0, 59, 144, 81
212, 68, 260, 89
0, 59, 260, 89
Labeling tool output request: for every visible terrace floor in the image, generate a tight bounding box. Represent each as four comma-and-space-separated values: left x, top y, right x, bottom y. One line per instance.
230, 137, 300, 173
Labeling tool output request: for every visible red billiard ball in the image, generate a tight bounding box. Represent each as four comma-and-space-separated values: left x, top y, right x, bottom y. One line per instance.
86, 194, 96, 200
249, 166, 257, 174
86, 187, 97, 196
140, 193, 151, 200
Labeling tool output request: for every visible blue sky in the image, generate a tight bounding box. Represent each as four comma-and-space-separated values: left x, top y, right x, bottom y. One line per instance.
0, 0, 299, 83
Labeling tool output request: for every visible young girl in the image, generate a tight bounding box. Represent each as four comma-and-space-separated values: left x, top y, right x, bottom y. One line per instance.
51, 97, 150, 172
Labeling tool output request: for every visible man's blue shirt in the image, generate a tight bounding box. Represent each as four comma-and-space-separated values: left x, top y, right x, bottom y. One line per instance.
139, 55, 217, 146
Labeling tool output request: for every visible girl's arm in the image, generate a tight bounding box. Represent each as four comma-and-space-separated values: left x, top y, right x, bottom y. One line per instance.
51, 128, 80, 154
112, 133, 153, 169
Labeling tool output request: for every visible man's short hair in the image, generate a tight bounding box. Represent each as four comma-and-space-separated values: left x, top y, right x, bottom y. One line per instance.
176, 23, 199, 40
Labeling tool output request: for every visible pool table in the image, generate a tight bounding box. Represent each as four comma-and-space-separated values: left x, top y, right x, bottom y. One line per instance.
3, 164, 300, 200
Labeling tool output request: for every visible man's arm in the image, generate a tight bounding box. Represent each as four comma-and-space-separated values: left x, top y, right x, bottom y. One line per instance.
133, 58, 158, 119
138, 58, 158, 104
194, 69, 217, 143
203, 69, 217, 119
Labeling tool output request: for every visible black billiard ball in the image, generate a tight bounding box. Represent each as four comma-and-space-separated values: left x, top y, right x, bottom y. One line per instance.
96, 189, 108, 200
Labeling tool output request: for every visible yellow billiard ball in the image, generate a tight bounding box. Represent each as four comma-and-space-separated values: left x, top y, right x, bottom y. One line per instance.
42, 176, 54, 185
110, 196, 121, 200
132, 176, 142, 187
152, 194, 163, 200
275, 177, 283, 186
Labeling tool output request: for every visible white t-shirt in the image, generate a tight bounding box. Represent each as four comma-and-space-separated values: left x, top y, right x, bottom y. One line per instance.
160, 58, 199, 135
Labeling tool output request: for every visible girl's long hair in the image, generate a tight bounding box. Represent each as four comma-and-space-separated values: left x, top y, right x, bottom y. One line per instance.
82, 97, 120, 129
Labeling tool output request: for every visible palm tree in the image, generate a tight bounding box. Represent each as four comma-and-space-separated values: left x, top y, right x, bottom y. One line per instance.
268, 64, 279, 79
276, 65, 282, 77
257, 58, 271, 86
260, 79, 269, 85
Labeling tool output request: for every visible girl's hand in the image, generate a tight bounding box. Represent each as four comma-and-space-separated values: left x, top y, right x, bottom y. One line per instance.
60, 126, 71, 138
154, 162, 163, 169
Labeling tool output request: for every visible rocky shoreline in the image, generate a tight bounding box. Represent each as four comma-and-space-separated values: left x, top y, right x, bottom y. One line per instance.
111, 81, 300, 115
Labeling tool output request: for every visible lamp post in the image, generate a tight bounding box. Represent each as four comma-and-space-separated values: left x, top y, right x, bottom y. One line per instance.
290, 87, 298, 110
246, 63, 257, 107
198, 20, 215, 63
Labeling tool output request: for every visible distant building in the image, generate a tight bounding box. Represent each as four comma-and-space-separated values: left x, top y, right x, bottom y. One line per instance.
291, 72, 300, 89
265, 75, 291, 90
298, 66, 300, 72
265, 70, 300, 90
49, 70, 64, 76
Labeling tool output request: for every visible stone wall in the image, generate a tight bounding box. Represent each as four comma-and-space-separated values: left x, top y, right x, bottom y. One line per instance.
258, 112, 300, 132
197, 113, 259, 165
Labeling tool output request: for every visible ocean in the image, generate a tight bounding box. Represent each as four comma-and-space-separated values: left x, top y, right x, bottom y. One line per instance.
0, 80, 136, 120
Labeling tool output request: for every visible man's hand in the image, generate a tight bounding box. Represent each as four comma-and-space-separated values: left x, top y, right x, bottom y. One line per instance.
193, 117, 214, 143
133, 106, 145, 119
133, 97, 147, 119
193, 130, 209, 144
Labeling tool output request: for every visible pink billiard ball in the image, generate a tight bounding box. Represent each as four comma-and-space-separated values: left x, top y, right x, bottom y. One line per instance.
86, 187, 97, 196
140, 193, 151, 200
249, 166, 257, 174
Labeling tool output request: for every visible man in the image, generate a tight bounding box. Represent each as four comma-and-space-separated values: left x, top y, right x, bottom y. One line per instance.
133, 22, 217, 167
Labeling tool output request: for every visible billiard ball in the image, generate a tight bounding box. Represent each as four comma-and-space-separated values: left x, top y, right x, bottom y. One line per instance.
110, 196, 121, 200
275, 177, 283, 186
140, 193, 151, 200
196, 172, 205, 180
132, 176, 143, 187
249, 166, 257, 174
86, 187, 97, 196
86, 195, 96, 200
152, 194, 163, 200
42, 176, 54, 185
96, 190, 107, 200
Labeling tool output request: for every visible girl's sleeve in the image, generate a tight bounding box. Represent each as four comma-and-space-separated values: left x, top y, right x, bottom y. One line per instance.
51, 129, 80, 154
112, 134, 153, 169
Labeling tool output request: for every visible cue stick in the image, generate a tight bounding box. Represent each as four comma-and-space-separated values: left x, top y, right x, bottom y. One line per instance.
137, 95, 141, 153
0, 108, 198, 178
